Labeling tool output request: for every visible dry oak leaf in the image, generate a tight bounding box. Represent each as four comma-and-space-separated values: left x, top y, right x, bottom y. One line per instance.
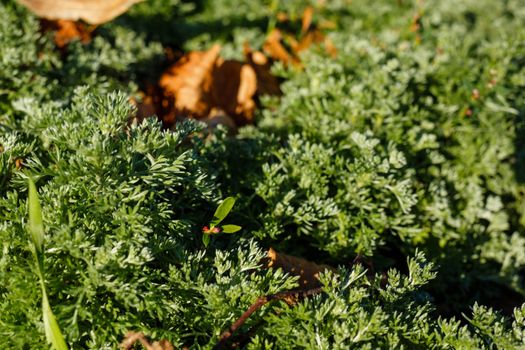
244, 43, 281, 96
159, 44, 221, 118
16, 0, 141, 25
213, 58, 257, 124
266, 247, 336, 289
159, 44, 259, 125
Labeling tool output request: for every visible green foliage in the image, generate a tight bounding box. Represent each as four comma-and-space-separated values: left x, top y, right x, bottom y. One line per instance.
1, 0, 525, 348
28, 177, 45, 255
222, 224, 242, 233
202, 197, 242, 246
211, 197, 237, 228
202, 0, 525, 311
0, 90, 293, 348
250, 253, 525, 349
0, 0, 163, 132
28, 177, 69, 350
41, 290, 69, 350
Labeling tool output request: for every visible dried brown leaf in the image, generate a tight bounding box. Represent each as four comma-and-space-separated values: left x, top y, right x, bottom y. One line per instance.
266, 248, 335, 288
291, 30, 325, 54
323, 36, 338, 58
301, 6, 314, 34
120, 332, 174, 350
244, 44, 281, 96
213, 59, 257, 124
263, 29, 302, 67
159, 44, 262, 126
159, 44, 221, 118
17, 0, 141, 24
41, 19, 93, 48
264, 6, 337, 66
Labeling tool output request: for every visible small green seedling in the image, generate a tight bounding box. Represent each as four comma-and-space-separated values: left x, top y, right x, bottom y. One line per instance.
202, 197, 241, 247
27, 177, 69, 350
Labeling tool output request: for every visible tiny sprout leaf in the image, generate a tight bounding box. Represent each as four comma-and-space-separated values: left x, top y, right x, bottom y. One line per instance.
28, 177, 44, 254
202, 232, 210, 247
221, 225, 241, 233
42, 287, 68, 350
210, 197, 236, 227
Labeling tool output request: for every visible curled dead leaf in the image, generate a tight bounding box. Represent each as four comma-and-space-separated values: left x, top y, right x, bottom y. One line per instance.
290, 30, 326, 54
266, 248, 335, 288
17, 0, 141, 24
263, 29, 302, 67
159, 44, 221, 118
264, 6, 338, 67
244, 43, 281, 96
159, 44, 263, 126
301, 6, 314, 34
213, 58, 257, 124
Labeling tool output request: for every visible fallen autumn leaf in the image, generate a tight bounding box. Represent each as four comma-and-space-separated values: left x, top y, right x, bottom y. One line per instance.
17, 0, 141, 24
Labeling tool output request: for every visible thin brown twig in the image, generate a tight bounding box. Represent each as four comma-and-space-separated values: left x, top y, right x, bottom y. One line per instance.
214, 287, 323, 349
228, 319, 265, 349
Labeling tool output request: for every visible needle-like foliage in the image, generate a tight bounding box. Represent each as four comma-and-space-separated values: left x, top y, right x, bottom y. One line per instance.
1, 0, 525, 348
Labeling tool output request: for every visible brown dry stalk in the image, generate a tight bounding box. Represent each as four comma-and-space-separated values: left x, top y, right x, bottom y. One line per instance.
213, 248, 335, 348
214, 287, 324, 350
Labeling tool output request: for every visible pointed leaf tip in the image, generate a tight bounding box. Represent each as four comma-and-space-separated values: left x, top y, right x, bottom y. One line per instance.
42, 289, 68, 350
221, 225, 241, 233
28, 177, 44, 254
210, 197, 236, 227
202, 233, 210, 247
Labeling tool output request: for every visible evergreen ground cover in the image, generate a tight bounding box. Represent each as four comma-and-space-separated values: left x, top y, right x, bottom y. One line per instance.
1, 0, 525, 348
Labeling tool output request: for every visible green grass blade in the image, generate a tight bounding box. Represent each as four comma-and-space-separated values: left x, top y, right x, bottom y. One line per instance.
210, 197, 236, 227
221, 225, 241, 233
28, 177, 44, 254
42, 286, 68, 350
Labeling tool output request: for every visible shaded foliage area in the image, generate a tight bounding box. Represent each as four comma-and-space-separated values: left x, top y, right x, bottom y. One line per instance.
203, 0, 525, 316
1, 0, 525, 349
